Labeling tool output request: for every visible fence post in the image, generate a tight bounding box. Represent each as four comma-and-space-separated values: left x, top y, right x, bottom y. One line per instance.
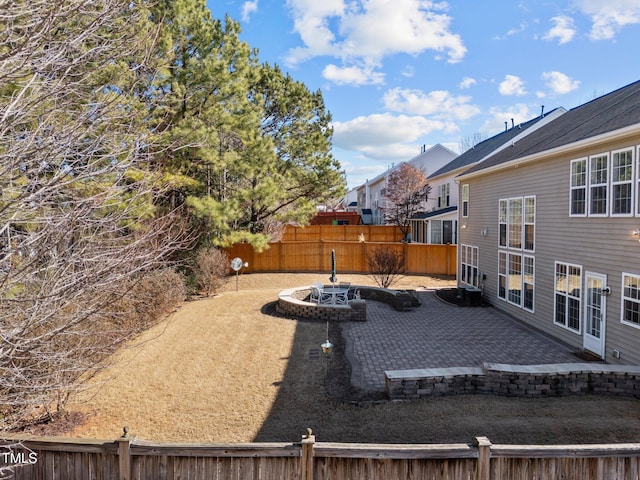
301, 428, 315, 480
403, 242, 409, 274
474, 436, 491, 480
118, 427, 132, 480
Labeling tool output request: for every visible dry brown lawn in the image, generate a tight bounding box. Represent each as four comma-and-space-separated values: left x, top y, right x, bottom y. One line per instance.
65, 273, 640, 445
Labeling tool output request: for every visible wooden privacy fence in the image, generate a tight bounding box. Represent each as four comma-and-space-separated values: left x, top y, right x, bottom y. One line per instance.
281, 225, 405, 242
225, 241, 457, 276
2, 431, 640, 480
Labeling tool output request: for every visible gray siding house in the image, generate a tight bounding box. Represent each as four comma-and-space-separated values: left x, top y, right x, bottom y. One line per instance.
457, 80, 640, 364
409, 109, 565, 245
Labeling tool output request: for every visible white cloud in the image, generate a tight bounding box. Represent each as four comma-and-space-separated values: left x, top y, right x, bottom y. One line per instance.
493, 21, 529, 40
382, 88, 480, 121
401, 66, 415, 78
542, 15, 576, 44
284, 0, 345, 63
332, 113, 456, 153
574, 0, 640, 40
285, 0, 467, 74
542, 71, 581, 95
459, 77, 477, 89
481, 104, 534, 134
322, 63, 385, 86
333, 113, 444, 148
241, 1, 259, 22
499, 75, 527, 96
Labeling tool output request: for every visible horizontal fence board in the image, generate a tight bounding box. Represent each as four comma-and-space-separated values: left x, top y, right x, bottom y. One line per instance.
130, 441, 301, 457
491, 443, 640, 458
313, 442, 477, 459
282, 225, 404, 243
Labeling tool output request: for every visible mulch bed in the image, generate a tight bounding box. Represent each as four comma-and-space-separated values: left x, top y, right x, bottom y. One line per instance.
435, 287, 492, 307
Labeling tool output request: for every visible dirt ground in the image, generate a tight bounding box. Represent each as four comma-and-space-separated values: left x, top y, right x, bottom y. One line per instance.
63, 272, 640, 445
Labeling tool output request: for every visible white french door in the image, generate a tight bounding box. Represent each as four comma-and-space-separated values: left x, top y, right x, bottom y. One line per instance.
583, 272, 606, 358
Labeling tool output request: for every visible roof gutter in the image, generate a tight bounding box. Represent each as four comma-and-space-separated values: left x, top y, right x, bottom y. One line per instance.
457, 122, 640, 181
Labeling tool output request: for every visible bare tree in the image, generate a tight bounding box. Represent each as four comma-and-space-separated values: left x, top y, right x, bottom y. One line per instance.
382, 163, 431, 238
0, 0, 188, 429
458, 131, 488, 153
366, 247, 404, 288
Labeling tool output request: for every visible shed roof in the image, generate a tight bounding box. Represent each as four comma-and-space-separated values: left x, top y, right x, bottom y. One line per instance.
410, 205, 458, 220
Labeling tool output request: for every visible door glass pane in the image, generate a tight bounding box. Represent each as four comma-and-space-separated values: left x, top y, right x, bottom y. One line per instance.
586, 277, 602, 338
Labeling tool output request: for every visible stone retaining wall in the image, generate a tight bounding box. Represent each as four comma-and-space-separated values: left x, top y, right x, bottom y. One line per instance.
385, 363, 640, 400
277, 287, 366, 322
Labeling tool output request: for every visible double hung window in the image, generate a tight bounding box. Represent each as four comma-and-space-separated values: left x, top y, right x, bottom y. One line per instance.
462, 184, 469, 217
611, 148, 633, 216
461, 245, 479, 287
622, 273, 640, 328
589, 154, 609, 216
438, 183, 450, 208
554, 262, 582, 333
570, 159, 587, 216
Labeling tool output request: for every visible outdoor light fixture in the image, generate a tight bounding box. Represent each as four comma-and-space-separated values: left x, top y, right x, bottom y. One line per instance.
321, 341, 334, 354
634, 229, 640, 241
321, 319, 333, 354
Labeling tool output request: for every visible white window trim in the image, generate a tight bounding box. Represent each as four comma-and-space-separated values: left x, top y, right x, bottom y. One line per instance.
523, 254, 535, 313
461, 244, 479, 287
553, 261, 582, 335
523, 195, 536, 253
637, 145, 640, 217
498, 199, 507, 248
462, 184, 469, 218
499, 196, 535, 252
497, 250, 535, 312
621, 272, 640, 330
497, 196, 536, 312
506, 252, 523, 307
611, 147, 634, 217
498, 251, 507, 301
508, 197, 523, 250
588, 152, 610, 218
569, 158, 587, 217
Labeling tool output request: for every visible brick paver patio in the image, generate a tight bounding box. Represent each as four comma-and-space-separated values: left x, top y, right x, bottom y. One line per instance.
341, 290, 586, 392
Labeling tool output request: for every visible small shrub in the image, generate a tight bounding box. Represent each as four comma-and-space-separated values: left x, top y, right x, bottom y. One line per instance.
193, 247, 229, 296
366, 247, 405, 288
102, 267, 187, 335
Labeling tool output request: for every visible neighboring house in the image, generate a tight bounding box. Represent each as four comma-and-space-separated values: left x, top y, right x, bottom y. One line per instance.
356, 144, 457, 225
337, 188, 359, 212
410, 109, 565, 244
457, 79, 640, 364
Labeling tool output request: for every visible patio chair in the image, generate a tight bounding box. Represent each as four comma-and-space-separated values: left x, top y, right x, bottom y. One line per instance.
339, 282, 352, 302
311, 282, 333, 304
310, 286, 321, 303
318, 289, 334, 304
335, 291, 349, 305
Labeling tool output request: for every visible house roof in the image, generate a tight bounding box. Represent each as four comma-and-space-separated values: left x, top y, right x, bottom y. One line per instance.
460, 79, 640, 177
356, 143, 457, 190
429, 112, 559, 179
411, 205, 458, 220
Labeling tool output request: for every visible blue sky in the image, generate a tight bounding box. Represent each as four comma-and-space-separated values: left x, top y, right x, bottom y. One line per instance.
206, 0, 640, 189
